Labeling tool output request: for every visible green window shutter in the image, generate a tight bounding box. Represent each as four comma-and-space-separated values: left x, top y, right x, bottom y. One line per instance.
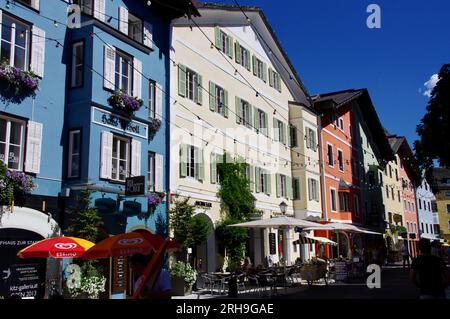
277, 78, 282, 92
266, 172, 271, 195
284, 123, 288, 145
180, 144, 187, 177
249, 164, 254, 191
246, 51, 251, 71
262, 63, 268, 82
197, 148, 204, 181
312, 129, 317, 151
255, 167, 260, 193
178, 64, 186, 97
209, 81, 216, 111
215, 26, 221, 50
210, 153, 217, 184
223, 89, 229, 118
196, 74, 203, 105
247, 105, 253, 128
264, 113, 268, 137
308, 179, 312, 201
273, 118, 278, 142
235, 41, 241, 64
235, 97, 242, 124
254, 108, 260, 132
287, 176, 293, 200
252, 55, 257, 76
227, 35, 234, 59
276, 174, 281, 198
268, 68, 274, 87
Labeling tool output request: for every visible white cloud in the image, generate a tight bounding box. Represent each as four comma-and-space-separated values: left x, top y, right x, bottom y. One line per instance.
423, 73, 439, 97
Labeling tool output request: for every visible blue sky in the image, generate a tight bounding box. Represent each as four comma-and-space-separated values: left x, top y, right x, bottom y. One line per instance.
210, 0, 450, 146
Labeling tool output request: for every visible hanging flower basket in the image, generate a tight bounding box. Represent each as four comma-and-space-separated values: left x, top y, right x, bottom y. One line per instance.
0, 62, 39, 104
0, 162, 36, 207
107, 90, 143, 119
146, 192, 165, 216
148, 117, 162, 139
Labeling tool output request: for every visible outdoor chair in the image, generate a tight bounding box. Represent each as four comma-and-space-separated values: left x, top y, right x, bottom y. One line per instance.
201, 274, 217, 294
236, 274, 246, 293
247, 275, 263, 296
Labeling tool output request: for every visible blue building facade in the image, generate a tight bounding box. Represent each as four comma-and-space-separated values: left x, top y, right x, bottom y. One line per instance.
0, 0, 196, 299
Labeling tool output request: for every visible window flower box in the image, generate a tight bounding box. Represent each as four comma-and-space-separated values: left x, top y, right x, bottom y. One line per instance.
107, 90, 143, 119
0, 162, 36, 207
0, 63, 39, 104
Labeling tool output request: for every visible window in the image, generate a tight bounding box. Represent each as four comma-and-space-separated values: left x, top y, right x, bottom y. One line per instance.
238, 99, 252, 128
306, 128, 317, 151
215, 85, 226, 116
236, 44, 250, 70
290, 126, 298, 148
330, 189, 337, 211
421, 222, 424, 233
385, 185, 389, 198
327, 144, 334, 166
293, 178, 300, 200
351, 159, 356, 178
256, 168, 270, 194
219, 30, 231, 56
279, 174, 287, 198
68, 130, 81, 178
256, 109, 268, 136
73, 0, 93, 15
180, 144, 203, 181
391, 187, 395, 201
269, 68, 281, 92
148, 80, 156, 119
426, 224, 429, 234
185, 67, 200, 103
395, 169, 399, 181
148, 152, 155, 191
274, 119, 286, 144
337, 150, 344, 171
354, 195, 359, 217
448, 220, 450, 230
418, 199, 422, 210
411, 203, 415, 212
427, 202, 431, 212
71, 41, 84, 87
128, 13, 143, 43
389, 165, 392, 178
447, 204, 450, 214
187, 145, 196, 179
337, 118, 344, 131
308, 178, 320, 202
397, 191, 401, 202
253, 56, 266, 82
0, 14, 31, 70
111, 136, 129, 182
115, 51, 132, 94
0, 116, 25, 170
339, 192, 349, 211
379, 172, 383, 186
404, 200, 407, 211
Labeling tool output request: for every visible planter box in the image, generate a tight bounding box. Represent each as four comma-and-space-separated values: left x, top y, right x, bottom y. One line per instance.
171, 276, 192, 296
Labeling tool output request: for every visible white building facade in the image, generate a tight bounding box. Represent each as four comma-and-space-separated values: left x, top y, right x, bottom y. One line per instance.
416, 177, 440, 241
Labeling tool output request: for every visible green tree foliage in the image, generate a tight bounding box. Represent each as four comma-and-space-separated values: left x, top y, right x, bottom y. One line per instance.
187, 214, 212, 248
215, 216, 248, 265
415, 64, 450, 171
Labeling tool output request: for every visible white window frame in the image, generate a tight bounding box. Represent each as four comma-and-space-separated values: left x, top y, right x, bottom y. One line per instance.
339, 192, 349, 212
327, 143, 334, 167
148, 80, 156, 119
259, 168, 268, 194
241, 100, 251, 127
255, 57, 264, 80
68, 130, 81, 178
258, 109, 267, 136
337, 149, 344, 172
239, 46, 250, 69
148, 151, 155, 191
186, 67, 199, 102
0, 14, 31, 71
0, 115, 25, 171
71, 41, 84, 88
220, 30, 229, 56
111, 135, 129, 182
280, 174, 287, 198
115, 50, 133, 94
187, 145, 196, 179
276, 120, 285, 144
338, 118, 344, 131
330, 188, 337, 212
215, 85, 225, 116
128, 12, 143, 43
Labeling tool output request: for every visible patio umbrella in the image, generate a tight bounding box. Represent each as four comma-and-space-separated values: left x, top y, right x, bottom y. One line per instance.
17, 236, 95, 259
303, 222, 382, 235
228, 216, 331, 229
293, 235, 338, 246
82, 232, 158, 260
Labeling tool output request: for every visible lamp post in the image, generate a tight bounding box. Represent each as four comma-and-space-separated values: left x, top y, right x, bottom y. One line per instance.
279, 201, 290, 266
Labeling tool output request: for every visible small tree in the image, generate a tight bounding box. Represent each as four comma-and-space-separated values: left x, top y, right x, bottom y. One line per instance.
215, 216, 248, 270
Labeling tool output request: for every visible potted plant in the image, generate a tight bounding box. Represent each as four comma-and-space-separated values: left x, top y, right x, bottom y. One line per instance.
148, 117, 162, 139
107, 90, 143, 119
0, 162, 36, 207
170, 261, 197, 296
0, 62, 39, 104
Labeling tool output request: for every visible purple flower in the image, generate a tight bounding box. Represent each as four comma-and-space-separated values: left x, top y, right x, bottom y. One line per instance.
147, 192, 162, 206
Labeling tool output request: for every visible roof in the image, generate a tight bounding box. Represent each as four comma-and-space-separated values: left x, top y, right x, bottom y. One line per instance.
174, 2, 311, 106
387, 135, 421, 185
313, 89, 395, 163
150, 0, 200, 19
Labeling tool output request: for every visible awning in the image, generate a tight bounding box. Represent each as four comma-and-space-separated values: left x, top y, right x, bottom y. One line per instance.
293, 235, 337, 246
304, 222, 383, 235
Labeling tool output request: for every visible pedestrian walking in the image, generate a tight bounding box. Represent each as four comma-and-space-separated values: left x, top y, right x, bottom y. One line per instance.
401, 242, 410, 268
410, 238, 449, 299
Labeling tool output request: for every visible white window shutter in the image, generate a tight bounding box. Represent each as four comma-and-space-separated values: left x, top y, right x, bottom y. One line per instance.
100, 131, 113, 179
133, 58, 142, 99
25, 121, 43, 174
94, 0, 106, 22
103, 45, 116, 90
143, 22, 153, 48
131, 139, 141, 177
155, 83, 163, 121
31, 0, 39, 10
31, 26, 45, 77
155, 154, 164, 192
119, 6, 129, 34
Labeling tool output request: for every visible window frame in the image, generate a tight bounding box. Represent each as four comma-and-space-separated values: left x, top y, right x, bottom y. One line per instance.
238, 45, 250, 70
339, 192, 349, 212
0, 114, 26, 171
280, 174, 287, 198
215, 84, 226, 116
327, 143, 334, 167
330, 188, 337, 212
0, 13, 31, 71
148, 80, 156, 119
147, 151, 156, 192
337, 149, 344, 172
67, 129, 82, 179
127, 11, 144, 44
111, 134, 130, 182
240, 99, 251, 127
185, 67, 199, 103
290, 125, 298, 148
71, 40, 85, 88
257, 109, 268, 136
114, 49, 133, 95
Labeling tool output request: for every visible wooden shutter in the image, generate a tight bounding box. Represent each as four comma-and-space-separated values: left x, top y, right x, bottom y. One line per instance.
266, 171, 271, 195
264, 113, 268, 137
143, 22, 153, 48
312, 129, 317, 151
103, 45, 116, 90
246, 105, 253, 129
308, 179, 312, 201
197, 148, 204, 181
178, 64, 186, 97
287, 177, 293, 200
249, 164, 254, 190
133, 57, 142, 99
94, 0, 106, 22
252, 55, 257, 76
155, 83, 163, 121
25, 121, 43, 174
227, 35, 234, 59
179, 144, 187, 178
210, 153, 217, 184
262, 63, 268, 82
268, 68, 274, 87
131, 139, 141, 177
235, 97, 242, 123
273, 118, 278, 142
155, 153, 163, 192
276, 174, 281, 198
235, 41, 241, 64
31, 26, 45, 77
255, 167, 260, 193
223, 89, 229, 118
214, 26, 221, 49
209, 81, 216, 111
254, 108, 260, 132
119, 7, 129, 34
31, 0, 39, 10
100, 131, 113, 179
195, 74, 203, 105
